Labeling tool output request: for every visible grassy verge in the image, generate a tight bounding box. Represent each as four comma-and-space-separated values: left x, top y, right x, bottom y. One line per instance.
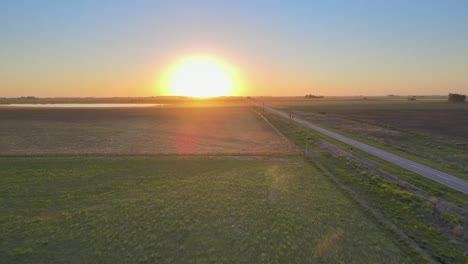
262, 110, 467, 263
321, 121, 468, 180
0, 156, 420, 263
265, 110, 467, 207
288, 108, 468, 181
307, 128, 468, 208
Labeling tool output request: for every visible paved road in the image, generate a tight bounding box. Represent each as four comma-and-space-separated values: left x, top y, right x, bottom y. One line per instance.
265, 105, 468, 195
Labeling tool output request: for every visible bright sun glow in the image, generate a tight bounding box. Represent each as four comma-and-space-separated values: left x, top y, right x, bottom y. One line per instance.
167, 55, 237, 98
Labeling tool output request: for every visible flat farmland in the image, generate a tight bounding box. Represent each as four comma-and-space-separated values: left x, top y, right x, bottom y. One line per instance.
261, 111, 467, 263
0, 105, 298, 156
0, 156, 420, 263
265, 98, 468, 173
0, 101, 432, 262
268, 99, 468, 139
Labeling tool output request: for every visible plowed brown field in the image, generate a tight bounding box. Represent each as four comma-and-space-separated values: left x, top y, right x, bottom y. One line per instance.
0, 105, 298, 156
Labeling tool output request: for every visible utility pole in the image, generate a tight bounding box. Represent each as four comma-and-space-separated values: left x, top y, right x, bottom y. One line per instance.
262, 101, 264, 113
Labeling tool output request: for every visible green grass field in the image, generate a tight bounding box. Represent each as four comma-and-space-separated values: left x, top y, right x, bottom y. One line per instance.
0, 156, 421, 263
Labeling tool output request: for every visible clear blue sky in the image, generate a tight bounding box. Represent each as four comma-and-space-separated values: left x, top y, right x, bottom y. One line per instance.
1, 0, 467, 96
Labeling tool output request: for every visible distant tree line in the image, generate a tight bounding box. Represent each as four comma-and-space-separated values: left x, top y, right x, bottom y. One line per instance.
18, 96, 37, 100
448, 93, 466, 103
304, 94, 324, 99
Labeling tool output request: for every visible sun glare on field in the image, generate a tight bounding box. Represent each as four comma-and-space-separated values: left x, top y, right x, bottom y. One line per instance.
165, 55, 238, 98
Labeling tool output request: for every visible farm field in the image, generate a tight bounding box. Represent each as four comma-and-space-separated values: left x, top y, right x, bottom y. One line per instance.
0, 156, 420, 263
0, 104, 297, 156
263, 98, 468, 175
265, 97, 468, 139
2, 100, 463, 263
261, 109, 467, 263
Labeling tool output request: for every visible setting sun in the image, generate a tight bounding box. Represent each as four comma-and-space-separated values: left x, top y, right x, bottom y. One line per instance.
166, 55, 238, 98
